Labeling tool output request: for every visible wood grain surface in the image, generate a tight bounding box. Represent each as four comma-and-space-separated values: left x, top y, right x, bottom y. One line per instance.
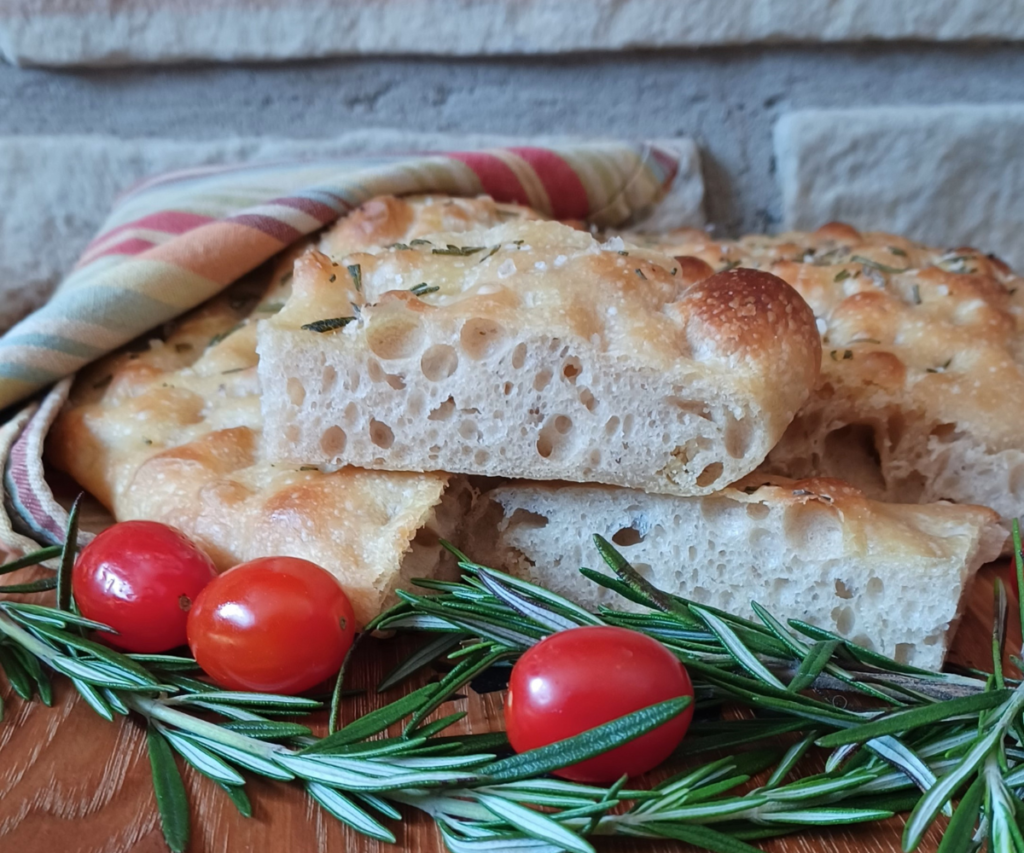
0, 495, 1013, 853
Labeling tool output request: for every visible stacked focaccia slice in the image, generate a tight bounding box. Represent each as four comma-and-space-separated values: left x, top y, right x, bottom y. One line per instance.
464, 476, 1003, 670
630, 223, 1024, 532
48, 193, 1010, 667
257, 220, 821, 495
253, 202, 1006, 668
46, 195, 536, 626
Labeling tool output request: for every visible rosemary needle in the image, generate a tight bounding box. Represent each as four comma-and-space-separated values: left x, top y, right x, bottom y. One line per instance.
1, 513, 1023, 853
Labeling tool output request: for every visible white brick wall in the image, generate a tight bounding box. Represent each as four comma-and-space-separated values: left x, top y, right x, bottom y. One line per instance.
0, 132, 703, 332
775, 106, 1024, 268
3, 0, 1022, 67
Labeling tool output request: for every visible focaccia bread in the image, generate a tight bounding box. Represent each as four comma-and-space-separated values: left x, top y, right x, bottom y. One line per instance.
630, 224, 1024, 531
257, 221, 821, 496
46, 194, 531, 625
466, 475, 1005, 670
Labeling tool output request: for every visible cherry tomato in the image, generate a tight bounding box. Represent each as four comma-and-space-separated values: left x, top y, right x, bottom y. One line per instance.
73, 521, 218, 653
504, 626, 694, 783
187, 556, 356, 695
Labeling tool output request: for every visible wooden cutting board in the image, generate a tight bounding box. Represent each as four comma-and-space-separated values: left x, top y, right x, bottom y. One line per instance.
0, 495, 1012, 853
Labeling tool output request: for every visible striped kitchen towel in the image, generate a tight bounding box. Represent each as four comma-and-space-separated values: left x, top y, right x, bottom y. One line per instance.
0, 142, 678, 414
0, 141, 679, 555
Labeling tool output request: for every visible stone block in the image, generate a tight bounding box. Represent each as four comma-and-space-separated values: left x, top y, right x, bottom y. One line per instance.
775, 106, 1024, 269
2, 0, 1022, 67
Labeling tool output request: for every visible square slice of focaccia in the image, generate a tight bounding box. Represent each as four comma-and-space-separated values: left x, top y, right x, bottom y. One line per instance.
46, 194, 532, 626
630, 224, 1024, 534
256, 221, 822, 496
465, 475, 1005, 670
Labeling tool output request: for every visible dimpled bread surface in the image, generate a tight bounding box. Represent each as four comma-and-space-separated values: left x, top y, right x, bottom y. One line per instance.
46, 194, 535, 625
257, 218, 822, 497
630, 224, 1024, 531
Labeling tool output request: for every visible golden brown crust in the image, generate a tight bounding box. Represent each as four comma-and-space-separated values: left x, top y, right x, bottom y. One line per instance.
47, 195, 536, 625
627, 223, 1024, 526
260, 220, 822, 494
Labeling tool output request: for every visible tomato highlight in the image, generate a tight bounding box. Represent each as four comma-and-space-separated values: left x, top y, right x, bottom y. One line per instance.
187, 556, 356, 695
72, 520, 218, 653
504, 626, 694, 783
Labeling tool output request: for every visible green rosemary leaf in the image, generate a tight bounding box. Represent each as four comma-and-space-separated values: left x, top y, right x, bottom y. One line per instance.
220, 720, 312, 740
936, 774, 984, 853
101, 687, 129, 716
303, 684, 437, 753
177, 732, 296, 781
765, 730, 818, 788
0, 577, 57, 594
473, 786, 602, 810
57, 494, 81, 613
789, 640, 842, 692
29, 623, 160, 685
354, 792, 403, 820
479, 696, 690, 783
168, 691, 320, 710
592, 535, 688, 616
307, 781, 396, 842
788, 620, 936, 676
993, 577, 1008, 690
146, 723, 191, 853
347, 263, 362, 292
473, 793, 594, 853
679, 774, 752, 805
474, 571, 583, 633
208, 323, 243, 348
676, 719, 806, 756
127, 654, 200, 672
6, 603, 116, 633
640, 822, 765, 853
178, 701, 271, 721
851, 255, 908, 274
465, 564, 603, 627
410, 282, 440, 296
377, 633, 462, 693
0, 644, 34, 700
405, 649, 507, 733
162, 674, 217, 694
816, 690, 1012, 747
0, 545, 61, 576
159, 726, 246, 786
578, 568, 654, 609
428, 732, 511, 757
48, 656, 163, 691
903, 724, 1004, 850
11, 645, 51, 705
865, 736, 938, 799
277, 754, 476, 790
301, 316, 355, 333
409, 710, 467, 739
766, 769, 876, 802
439, 825, 564, 852
433, 244, 486, 256
376, 613, 464, 633
72, 677, 115, 721
691, 606, 786, 689
758, 806, 893, 825
217, 783, 252, 818
1014, 520, 1024, 653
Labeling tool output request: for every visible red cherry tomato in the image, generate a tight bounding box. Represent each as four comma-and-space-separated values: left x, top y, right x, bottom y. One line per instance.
187, 556, 356, 695
504, 626, 694, 783
73, 521, 218, 653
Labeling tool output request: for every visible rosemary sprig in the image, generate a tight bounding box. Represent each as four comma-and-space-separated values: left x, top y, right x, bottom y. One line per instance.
1, 516, 1023, 853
